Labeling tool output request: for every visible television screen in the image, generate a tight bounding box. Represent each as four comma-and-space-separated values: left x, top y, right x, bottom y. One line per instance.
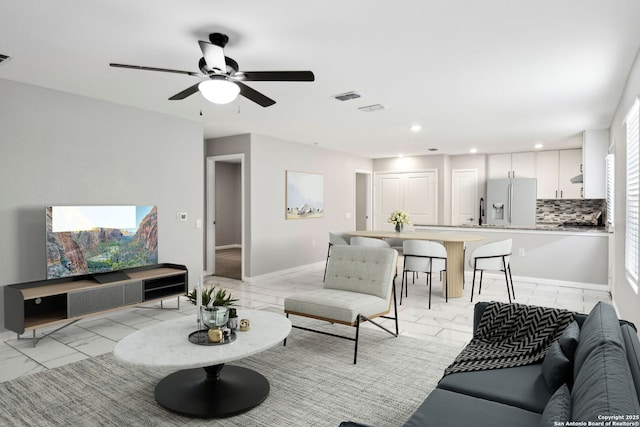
46, 205, 158, 279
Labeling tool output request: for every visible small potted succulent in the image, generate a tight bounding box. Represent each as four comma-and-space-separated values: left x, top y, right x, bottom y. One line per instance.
186, 286, 238, 329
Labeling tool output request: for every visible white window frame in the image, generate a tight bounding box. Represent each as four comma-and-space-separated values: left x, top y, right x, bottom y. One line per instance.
625, 97, 640, 293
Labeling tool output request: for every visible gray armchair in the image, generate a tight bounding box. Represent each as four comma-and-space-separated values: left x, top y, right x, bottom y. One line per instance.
284, 245, 399, 364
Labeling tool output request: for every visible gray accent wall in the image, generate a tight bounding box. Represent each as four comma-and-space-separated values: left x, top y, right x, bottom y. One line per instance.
215, 162, 242, 247
0, 79, 205, 331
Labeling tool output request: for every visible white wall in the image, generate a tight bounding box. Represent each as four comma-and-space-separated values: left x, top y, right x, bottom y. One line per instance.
0, 79, 205, 331
207, 134, 373, 278
610, 47, 640, 326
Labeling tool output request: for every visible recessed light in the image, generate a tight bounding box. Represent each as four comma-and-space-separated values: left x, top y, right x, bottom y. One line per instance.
534, 143, 544, 149
469, 148, 478, 154
398, 153, 404, 158
410, 124, 422, 132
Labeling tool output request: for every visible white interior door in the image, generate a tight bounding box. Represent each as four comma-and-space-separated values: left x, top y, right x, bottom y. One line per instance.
451, 169, 478, 225
375, 171, 438, 228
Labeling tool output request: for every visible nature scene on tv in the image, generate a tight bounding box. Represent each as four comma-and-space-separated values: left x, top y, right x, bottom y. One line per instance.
46, 205, 158, 279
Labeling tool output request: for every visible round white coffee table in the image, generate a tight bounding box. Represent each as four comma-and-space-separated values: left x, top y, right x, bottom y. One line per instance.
113, 308, 291, 418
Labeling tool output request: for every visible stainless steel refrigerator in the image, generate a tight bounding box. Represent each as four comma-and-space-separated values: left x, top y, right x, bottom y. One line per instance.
486, 178, 537, 226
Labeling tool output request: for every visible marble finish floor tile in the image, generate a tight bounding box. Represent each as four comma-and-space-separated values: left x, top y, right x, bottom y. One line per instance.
0, 266, 612, 383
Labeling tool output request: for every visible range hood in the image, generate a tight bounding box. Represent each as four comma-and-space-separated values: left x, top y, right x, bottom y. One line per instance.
570, 174, 583, 184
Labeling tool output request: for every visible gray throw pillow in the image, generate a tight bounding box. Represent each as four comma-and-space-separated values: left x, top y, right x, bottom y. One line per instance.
542, 341, 571, 390
558, 321, 580, 360
540, 384, 571, 427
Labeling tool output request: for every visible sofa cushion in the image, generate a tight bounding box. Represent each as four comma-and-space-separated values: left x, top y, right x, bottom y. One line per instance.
539, 384, 571, 427
558, 321, 579, 360
573, 302, 624, 378
403, 389, 541, 427
572, 341, 640, 422
621, 324, 640, 405
437, 363, 553, 413
541, 341, 571, 390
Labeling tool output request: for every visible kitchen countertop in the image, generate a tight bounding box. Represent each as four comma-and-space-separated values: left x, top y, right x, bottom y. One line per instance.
414, 223, 609, 234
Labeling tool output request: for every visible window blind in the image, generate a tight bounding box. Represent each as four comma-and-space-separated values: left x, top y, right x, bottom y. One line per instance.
625, 98, 640, 291
606, 153, 614, 227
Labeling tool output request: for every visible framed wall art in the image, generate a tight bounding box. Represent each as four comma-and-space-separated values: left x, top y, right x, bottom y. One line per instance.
285, 171, 324, 219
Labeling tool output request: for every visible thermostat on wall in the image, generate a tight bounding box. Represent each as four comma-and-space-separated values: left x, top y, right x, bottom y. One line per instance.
177, 212, 188, 222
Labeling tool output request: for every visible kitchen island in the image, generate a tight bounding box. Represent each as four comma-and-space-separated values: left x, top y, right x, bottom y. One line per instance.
414, 224, 609, 289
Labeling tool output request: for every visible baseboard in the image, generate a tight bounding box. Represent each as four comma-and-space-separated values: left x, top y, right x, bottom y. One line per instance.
0, 329, 15, 342
464, 271, 608, 290
244, 261, 326, 283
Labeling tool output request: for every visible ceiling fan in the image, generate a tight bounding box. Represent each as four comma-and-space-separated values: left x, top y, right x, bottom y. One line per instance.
110, 32, 315, 107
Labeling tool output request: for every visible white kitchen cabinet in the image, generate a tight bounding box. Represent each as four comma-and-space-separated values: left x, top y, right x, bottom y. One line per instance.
559, 149, 583, 199
488, 152, 535, 179
535, 149, 582, 199
535, 151, 560, 198
583, 130, 609, 199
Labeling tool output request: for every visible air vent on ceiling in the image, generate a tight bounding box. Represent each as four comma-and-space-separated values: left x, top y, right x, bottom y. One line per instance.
0, 54, 12, 66
358, 104, 385, 112
333, 91, 361, 101
428, 148, 439, 152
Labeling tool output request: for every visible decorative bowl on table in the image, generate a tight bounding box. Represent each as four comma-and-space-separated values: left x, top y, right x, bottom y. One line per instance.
201, 306, 229, 329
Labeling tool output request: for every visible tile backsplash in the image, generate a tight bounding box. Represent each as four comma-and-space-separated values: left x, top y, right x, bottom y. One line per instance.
536, 199, 606, 224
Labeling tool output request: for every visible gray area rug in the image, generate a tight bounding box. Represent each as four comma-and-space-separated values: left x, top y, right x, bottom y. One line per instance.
0, 326, 460, 427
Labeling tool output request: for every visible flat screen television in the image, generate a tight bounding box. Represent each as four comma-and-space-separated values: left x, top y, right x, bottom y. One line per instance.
46, 205, 158, 281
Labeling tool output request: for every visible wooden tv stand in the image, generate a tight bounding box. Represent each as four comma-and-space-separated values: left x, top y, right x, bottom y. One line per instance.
4, 263, 188, 346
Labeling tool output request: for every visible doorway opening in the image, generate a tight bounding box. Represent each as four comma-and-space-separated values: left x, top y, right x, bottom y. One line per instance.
355, 171, 372, 230
206, 154, 245, 280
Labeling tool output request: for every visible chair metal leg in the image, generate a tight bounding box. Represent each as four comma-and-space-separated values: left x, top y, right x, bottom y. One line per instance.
427, 264, 432, 310
444, 261, 448, 303
508, 264, 515, 300
323, 243, 332, 282
283, 314, 289, 346
354, 315, 361, 364
479, 270, 484, 295
502, 256, 512, 303
400, 269, 407, 305
391, 280, 399, 335
470, 260, 478, 302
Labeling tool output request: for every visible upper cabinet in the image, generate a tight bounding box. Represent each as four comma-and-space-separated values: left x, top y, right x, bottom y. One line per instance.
582, 130, 609, 199
535, 149, 582, 199
487, 152, 535, 179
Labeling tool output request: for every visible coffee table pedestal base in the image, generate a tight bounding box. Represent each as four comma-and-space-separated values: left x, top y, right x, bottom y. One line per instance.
155, 364, 269, 418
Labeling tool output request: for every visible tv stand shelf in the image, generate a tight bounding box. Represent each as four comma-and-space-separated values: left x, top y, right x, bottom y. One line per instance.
4, 264, 188, 344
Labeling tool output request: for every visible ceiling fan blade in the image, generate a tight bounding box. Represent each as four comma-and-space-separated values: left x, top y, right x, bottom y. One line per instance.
198, 41, 226, 72
238, 71, 315, 82
236, 81, 276, 107
109, 63, 201, 77
169, 83, 201, 100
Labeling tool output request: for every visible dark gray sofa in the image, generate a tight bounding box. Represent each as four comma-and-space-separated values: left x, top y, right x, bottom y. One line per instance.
403, 301, 640, 426
342, 301, 640, 427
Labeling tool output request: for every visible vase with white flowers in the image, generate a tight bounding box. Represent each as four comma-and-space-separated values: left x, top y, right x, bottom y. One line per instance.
388, 210, 410, 232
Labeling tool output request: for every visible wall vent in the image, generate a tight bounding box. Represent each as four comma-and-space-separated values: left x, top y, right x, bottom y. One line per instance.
358, 104, 385, 112
0, 54, 12, 66
333, 91, 361, 101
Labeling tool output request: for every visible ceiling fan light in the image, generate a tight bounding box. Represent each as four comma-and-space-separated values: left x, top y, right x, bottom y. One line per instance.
198, 79, 240, 104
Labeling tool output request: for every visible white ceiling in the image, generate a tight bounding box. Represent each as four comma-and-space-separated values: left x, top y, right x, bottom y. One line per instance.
2, 0, 639, 159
